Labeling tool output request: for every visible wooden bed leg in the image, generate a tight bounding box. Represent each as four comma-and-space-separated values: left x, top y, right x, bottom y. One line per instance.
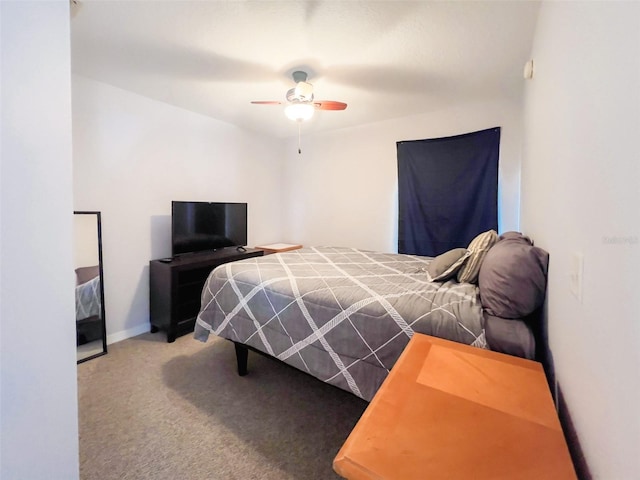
234, 342, 248, 376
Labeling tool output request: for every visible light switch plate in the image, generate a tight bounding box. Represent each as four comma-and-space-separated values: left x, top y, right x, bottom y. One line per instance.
569, 252, 583, 302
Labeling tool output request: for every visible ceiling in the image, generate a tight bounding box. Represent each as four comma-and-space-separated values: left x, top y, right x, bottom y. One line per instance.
71, 1, 540, 138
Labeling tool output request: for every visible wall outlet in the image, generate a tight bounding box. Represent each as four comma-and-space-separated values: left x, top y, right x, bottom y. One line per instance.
569, 252, 583, 302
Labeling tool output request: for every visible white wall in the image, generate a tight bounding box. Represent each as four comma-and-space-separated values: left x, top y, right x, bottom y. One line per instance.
72, 75, 285, 342
282, 97, 523, 252
521, 2, 640, 478
0, 2, 79, 479
73, 213, 99, 269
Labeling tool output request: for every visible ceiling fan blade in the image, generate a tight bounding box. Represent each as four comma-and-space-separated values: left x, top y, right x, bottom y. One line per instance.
251, 101, 282, 105
313, 100, 347, 111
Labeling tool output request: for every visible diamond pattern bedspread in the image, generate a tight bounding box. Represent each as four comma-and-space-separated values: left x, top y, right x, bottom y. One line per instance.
76, 275, 101, 321
194, 247, 486, 400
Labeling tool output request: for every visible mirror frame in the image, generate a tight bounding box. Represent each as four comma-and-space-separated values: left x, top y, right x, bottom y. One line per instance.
75, 211, 108, 363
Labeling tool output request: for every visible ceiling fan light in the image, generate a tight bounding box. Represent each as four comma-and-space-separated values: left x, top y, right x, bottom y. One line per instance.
285, 103, 315, 122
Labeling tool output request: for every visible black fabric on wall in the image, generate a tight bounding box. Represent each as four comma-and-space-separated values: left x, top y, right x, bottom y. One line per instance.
397, 127, 500, 257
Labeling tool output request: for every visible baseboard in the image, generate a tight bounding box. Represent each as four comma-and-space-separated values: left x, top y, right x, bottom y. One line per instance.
106, 323, 150, 345
557, 383, 592, 480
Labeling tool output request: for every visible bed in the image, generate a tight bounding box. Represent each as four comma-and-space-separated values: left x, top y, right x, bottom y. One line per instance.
194, 232, 549, 401
75, 265, 103, 346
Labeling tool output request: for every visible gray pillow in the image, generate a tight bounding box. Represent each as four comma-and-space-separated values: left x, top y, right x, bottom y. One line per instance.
457, 230, 498, 283
478, 232, 549, 318
428, 248, 470, 282
75, 265, 99, 285
484, 312, 536, 360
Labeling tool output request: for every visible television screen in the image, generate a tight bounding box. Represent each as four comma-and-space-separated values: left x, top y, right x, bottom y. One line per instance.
171, 201, 247, 256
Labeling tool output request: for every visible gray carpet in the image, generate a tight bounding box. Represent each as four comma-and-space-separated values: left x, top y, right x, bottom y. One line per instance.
77, 332, 368, 480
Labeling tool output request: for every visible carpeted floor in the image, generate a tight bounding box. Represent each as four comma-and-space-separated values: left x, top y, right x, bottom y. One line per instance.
77, 332, 368, 480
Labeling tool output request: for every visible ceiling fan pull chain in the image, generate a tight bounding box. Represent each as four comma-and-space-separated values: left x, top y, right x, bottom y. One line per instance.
298, 121, 302, 154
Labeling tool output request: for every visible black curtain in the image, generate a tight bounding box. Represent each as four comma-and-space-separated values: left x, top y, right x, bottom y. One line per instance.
397, 127, 500, 257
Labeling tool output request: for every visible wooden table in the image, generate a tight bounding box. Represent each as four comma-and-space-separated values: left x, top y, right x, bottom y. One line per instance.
333, 334, 577, 480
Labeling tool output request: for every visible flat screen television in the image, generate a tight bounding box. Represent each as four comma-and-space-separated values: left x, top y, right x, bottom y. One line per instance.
171, 201, 247, 256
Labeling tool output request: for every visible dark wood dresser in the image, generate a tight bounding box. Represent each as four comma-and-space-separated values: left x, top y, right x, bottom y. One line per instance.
149, 247, 264, 342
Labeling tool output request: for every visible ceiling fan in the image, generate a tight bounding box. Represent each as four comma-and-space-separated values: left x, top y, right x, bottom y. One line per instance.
251, 71, 347, 122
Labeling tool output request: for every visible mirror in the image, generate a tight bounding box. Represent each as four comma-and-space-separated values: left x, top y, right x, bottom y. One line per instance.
74, 211, 107, 363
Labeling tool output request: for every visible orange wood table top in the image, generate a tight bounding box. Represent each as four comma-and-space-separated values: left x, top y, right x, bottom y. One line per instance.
254, 243, 302, 254
333, 334, 577, 480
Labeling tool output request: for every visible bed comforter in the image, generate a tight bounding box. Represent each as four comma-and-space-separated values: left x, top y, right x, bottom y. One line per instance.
75, 275, 101, 321
194, 246, 486, 400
